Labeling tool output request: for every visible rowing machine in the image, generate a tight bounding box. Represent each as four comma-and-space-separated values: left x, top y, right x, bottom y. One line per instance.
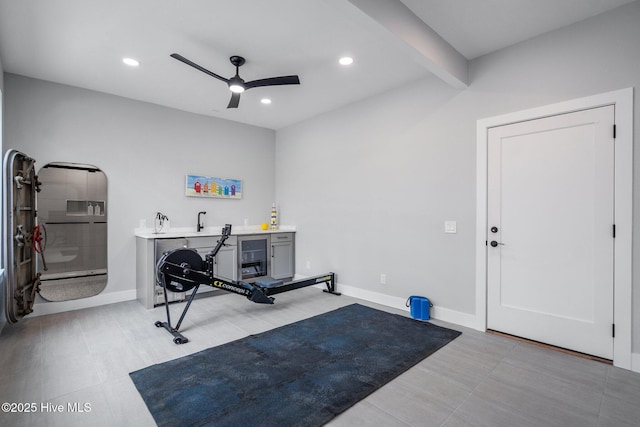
154, 224, 340, 344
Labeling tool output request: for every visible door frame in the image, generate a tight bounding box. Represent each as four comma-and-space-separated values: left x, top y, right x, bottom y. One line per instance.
475, 88, 633, 370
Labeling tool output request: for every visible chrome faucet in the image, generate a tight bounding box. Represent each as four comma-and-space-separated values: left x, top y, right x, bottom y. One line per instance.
197, 211, 206, 232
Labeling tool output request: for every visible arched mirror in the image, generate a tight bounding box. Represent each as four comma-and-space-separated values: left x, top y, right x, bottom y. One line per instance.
36, 162, 107, 301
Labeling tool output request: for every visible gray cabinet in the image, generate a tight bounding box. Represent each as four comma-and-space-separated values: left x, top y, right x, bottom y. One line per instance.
154, 238, 188, 306
135, 237, 188, 309
135, 234, 238, 309
188, 235, 238, 283
270, 233, 295, 281
237, 233, 295, 282
214, 240, 238, 281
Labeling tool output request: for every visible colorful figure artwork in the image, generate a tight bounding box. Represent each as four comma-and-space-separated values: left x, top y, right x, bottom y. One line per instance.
185, 175, 242, 199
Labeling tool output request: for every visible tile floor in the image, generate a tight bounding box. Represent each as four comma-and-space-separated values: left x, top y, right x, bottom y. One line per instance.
1, 287, 639, 427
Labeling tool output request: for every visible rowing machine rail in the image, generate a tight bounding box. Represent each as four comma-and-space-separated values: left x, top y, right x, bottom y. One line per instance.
154, 224, 339, 344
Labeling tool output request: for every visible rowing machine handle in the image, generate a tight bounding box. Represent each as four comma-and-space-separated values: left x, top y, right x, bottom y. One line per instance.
207, 224, 233, 258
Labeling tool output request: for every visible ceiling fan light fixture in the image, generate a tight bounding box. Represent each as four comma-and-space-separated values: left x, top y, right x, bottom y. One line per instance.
228, 75, 245, 93
170, 53, 300, 109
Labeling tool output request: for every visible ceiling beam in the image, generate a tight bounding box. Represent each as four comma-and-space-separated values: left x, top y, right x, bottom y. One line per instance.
330, 0, 469, 89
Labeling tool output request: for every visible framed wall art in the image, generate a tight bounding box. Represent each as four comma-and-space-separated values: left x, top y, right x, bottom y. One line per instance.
185, 174, 242, 199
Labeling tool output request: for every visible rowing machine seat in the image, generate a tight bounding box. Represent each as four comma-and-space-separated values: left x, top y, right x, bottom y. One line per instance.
255, 277, 284, 289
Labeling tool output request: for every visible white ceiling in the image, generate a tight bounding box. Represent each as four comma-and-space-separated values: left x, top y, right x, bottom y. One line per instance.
0, 0, 635, 130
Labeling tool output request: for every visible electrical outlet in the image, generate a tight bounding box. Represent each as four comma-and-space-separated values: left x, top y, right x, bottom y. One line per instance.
306, 261, 311, 270
380, 274, 386, 285
444, 220, 457, 233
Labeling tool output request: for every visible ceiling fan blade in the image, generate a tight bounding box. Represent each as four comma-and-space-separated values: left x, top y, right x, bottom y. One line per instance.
170, 53, 229, 83
245, 75, 300, 89
227, 92, 241, 109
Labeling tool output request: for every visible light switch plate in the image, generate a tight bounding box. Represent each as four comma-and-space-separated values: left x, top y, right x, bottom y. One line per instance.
444, 221, 457, 233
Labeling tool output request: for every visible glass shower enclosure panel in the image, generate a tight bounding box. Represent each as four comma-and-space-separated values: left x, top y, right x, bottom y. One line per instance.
36, 163, 108, 302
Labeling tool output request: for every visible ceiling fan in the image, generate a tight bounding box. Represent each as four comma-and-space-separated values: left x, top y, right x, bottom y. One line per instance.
170, 53, 300, 108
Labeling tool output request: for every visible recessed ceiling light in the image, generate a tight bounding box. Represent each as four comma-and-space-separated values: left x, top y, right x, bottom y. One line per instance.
261, 98, 272, 105
339, 56, 353, 66
122, 57, 140, 67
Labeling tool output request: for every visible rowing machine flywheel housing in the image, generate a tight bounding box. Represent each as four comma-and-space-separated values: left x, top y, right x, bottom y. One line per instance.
156, 248, 204, 293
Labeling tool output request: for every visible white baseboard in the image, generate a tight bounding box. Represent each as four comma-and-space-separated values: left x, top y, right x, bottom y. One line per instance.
631, 353, 640, 373
431, 305, 479, 330
310, 278, 478, 330
30, 289, 137, 317
326, 282, 410, 312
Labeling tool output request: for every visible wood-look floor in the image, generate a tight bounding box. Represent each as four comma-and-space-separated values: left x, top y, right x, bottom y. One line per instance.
1, 287, 639, 427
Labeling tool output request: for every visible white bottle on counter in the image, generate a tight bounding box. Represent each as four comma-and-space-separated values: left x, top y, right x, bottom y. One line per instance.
270, 202, 278, 230
87, 203, 94, 215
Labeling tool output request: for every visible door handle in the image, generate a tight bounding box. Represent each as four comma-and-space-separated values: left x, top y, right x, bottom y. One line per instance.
490, 241, 504, 247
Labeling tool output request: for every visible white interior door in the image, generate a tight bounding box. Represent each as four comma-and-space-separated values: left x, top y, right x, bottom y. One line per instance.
487, 105, 614, 359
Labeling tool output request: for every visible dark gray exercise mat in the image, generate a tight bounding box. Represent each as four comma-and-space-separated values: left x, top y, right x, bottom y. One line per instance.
129, 303, 461, 427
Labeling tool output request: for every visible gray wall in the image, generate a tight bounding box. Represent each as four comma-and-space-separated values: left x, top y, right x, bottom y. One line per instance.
276, 2, 640, 349
3, 75, 276, 301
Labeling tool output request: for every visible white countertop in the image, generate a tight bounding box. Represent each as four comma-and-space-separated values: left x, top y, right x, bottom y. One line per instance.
134, 225, 296, 239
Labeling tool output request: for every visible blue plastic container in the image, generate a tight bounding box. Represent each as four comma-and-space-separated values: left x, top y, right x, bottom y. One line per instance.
406, 296, 432, 321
